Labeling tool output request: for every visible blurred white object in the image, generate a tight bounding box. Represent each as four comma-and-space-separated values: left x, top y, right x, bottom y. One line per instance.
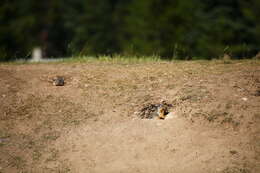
242, 97, 248, 101
32, 47, 42, 61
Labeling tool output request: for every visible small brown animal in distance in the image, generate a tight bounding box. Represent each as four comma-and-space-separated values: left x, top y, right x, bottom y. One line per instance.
52, 76, 65, 86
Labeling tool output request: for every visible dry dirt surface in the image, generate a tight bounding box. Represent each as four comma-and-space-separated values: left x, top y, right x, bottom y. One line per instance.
0, 60, 259, 173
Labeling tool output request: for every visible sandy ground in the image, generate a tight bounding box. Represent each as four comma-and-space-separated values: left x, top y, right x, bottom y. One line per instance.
0, 60, 259, 173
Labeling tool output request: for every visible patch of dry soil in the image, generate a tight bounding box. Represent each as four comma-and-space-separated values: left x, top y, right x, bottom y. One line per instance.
0, 60, 259, 173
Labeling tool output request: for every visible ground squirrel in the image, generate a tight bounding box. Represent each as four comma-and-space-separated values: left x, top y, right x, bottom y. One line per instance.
52, 76, 65, 86
157, 104, 168, 119
137, 100, 172, 119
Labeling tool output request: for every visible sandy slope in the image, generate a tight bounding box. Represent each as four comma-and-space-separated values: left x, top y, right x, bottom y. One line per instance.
55, 115, 256, 173
0, 60, 259, 173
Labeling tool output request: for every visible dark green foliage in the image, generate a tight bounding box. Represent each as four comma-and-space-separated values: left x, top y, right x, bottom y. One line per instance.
0, 0, 259, 61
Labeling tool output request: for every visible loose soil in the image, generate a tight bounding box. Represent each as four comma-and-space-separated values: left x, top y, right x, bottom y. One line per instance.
0, 60, 259, 173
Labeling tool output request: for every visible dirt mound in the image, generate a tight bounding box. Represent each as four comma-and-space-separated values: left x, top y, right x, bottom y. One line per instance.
135, 101, 172, 119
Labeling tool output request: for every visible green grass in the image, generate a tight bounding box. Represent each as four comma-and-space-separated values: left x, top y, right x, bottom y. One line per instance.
0, 55, 163, 65
61, 55, 163, 64
1, 55, 260, 65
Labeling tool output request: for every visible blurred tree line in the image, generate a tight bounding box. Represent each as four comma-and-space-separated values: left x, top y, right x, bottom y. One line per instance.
0, 0, 259, 61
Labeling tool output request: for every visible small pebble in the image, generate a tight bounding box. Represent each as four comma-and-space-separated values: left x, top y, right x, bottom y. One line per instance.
230, 150, 238, 155
242, 97, 248, 101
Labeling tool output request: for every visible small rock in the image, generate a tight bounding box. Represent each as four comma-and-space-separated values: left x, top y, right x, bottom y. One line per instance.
230, 150, 238, 155
0, 137, 9, 143
242, 97, 248, 101
2, 94, 6, 98
134, 111, 139, 115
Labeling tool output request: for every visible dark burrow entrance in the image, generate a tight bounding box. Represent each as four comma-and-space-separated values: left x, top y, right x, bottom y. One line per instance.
136, 101, 173, 119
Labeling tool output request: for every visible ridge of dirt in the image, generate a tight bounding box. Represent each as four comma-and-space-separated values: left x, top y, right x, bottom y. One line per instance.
0, 60, 259, 173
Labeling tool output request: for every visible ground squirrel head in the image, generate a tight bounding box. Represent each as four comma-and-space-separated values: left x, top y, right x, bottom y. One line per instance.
157, 105, 167, 119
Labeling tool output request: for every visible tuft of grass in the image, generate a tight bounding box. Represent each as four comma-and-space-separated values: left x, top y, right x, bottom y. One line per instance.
45, 148, 59, 162
42, 131, 60, 141
61, 55, 163, 64
32, 150, 42, 161
9, 156, 26, 169
222, 166, 251, 173
1, 55, 259, 66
